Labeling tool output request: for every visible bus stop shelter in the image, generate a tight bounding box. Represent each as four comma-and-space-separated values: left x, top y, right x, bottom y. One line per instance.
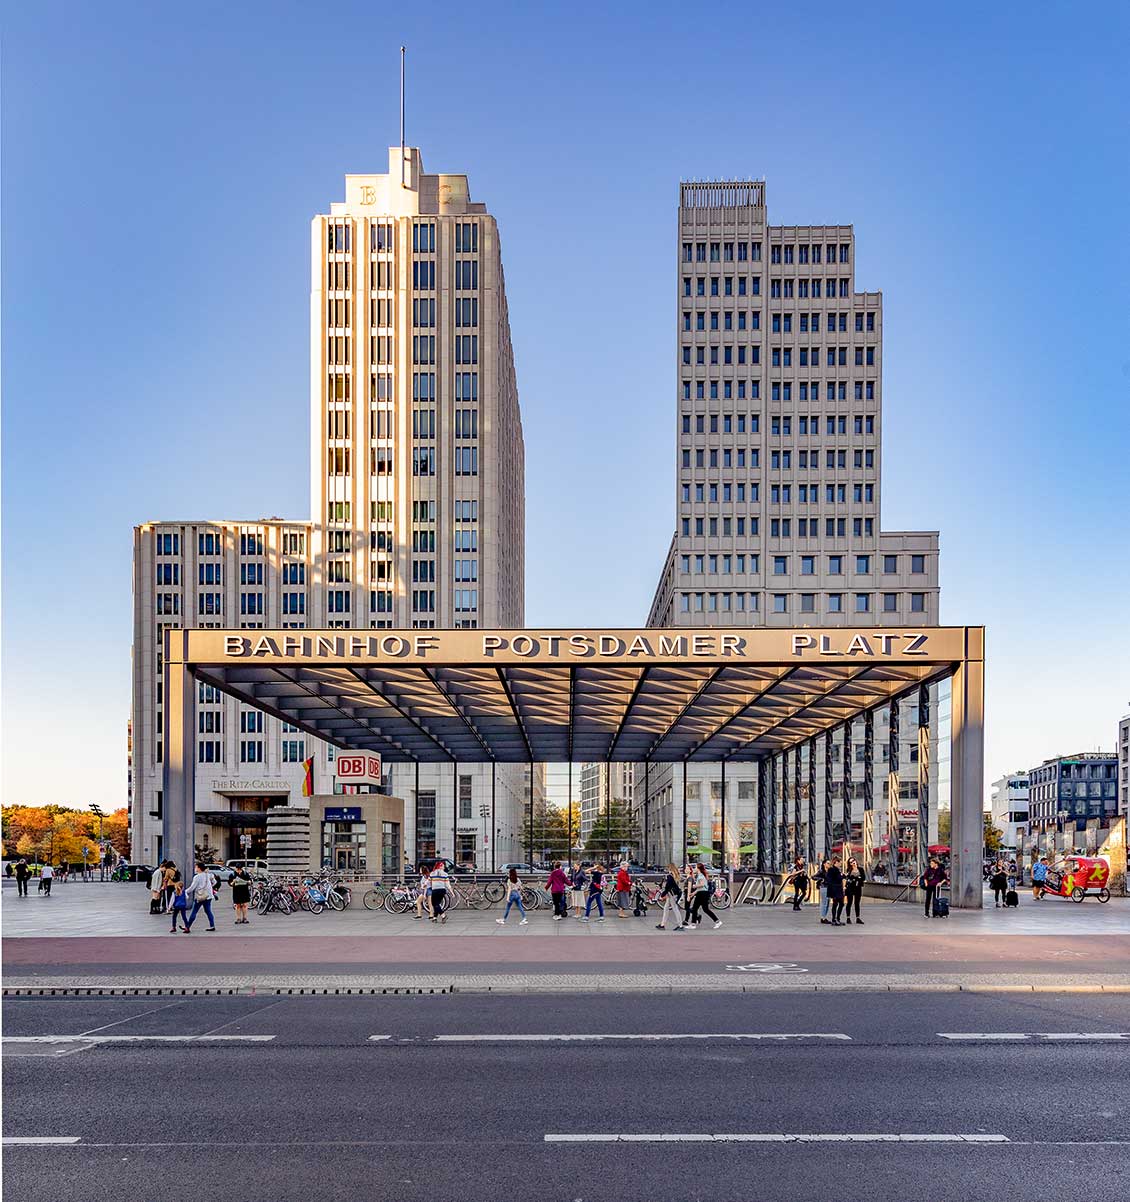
163, 625, 985, 906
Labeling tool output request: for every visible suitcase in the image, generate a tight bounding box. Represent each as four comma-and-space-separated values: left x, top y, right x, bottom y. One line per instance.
932, 896, 950, 918
1004, 889, 1019, 908
149, 897, 164, 915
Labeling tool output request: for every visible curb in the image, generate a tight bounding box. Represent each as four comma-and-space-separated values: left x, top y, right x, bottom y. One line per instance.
5, 981, 1130, 998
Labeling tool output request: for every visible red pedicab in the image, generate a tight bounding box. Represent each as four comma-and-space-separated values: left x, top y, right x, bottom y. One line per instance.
1039, 856, 1111, 903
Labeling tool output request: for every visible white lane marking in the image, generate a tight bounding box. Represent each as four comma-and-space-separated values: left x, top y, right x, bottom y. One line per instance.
367, 1036, 391, 1041
79, 1000, 184, 1036
432, 1033, 851, 1043
1041, 1033, 1130, 1041
939, 1033, 1130, 1042
3, 1137, 82, 1145
1, 1035, 275, 1044
545, 1133, 1009, 1144
725, 963, 809, 973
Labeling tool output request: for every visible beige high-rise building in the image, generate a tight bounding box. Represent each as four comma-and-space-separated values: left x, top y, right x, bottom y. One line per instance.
310, 147, 523, 631
130, 148, 527, 870
641, 177, 943, 868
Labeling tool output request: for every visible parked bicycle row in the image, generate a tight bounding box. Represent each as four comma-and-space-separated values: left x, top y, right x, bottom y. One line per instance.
363, 862, 732, 925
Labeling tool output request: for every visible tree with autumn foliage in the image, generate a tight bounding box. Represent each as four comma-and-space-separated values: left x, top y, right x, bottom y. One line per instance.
2, 805, 129, 864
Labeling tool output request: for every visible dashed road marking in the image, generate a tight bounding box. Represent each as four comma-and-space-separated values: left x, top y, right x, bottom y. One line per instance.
431, 1032, 851, 1043
938, 1033, 1130, 1042
1, 1035, 275, 1045
545, 1132, 1009, 1143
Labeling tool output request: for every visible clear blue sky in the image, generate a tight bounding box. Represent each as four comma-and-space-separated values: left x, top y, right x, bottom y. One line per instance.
3, 0, 1128, 809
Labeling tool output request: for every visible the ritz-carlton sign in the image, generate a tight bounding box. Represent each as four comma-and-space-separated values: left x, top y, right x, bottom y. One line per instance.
215, 628, 944, 664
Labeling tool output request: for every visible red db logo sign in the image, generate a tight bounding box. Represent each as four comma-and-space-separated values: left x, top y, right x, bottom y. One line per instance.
336, 754, 382, 786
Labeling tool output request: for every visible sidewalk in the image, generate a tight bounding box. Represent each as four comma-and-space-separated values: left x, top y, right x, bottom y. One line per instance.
4, 880, 1128, 993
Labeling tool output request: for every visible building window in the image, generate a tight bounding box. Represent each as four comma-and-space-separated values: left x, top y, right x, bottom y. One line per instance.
828, 594, 843, 613
911, 555, 926, 574
883, 593, 898, 613
911, 593, 926, 613
883, 555, 898, 574
772, 594, 788, 613
855, 593, 871, 613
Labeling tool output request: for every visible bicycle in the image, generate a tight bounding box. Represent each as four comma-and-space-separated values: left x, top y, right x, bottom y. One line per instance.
363, 880, 392, 911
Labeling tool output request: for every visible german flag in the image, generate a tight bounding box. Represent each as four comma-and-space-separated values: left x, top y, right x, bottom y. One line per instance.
301, 756, 315, 797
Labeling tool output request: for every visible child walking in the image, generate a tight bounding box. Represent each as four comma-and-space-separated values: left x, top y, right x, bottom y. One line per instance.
168, 883, 190, 933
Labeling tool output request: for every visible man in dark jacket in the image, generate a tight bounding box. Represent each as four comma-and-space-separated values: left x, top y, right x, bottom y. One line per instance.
922, 857, 948, 918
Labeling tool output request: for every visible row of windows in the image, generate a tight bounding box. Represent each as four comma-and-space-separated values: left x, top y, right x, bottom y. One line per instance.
678, 516, 879, 540
678, 591, 927, 615
772, 242, 850, 265
771, 278, 852, 299
682, 240, 763, 262
680, 380, 877, 403
681, 481, 876, 505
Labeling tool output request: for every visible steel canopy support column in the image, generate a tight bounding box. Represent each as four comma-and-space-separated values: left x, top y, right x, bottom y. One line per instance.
807, 737, 817, 866
644, 760, 650, 867
793, 745, 802, 863
719, 759, 726, 869
567, 760, 573, 867
823, 730, 834, 860
887, 699, 900, 886
161, 634, 196, 877
842, 723, 852, 869
950, 656, 985, 909
681, 761, 688, 867
917, 684, 930, 885
863, 710, 874, 874
414, 761, 420, 869
605, 761, 611, 865
452, 759, 458, 866
769, 754, 779, 872
756, 759, 768, 873
491, 762, 496, 874
528, 760, 534, 873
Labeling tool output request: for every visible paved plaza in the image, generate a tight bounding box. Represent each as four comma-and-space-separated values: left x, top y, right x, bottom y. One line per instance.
4, 879, 1127, 993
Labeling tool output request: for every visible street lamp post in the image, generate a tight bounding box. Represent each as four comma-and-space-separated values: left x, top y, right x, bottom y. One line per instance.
90, 804, 105, 879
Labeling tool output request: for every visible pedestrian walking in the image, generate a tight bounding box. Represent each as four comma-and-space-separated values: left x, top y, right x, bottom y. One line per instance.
570, 863, 587, 918
496, 868, 528, 925
40, 863, 54, 896
1031, 856, 1048, 900
657, 863, 686, 930
843, 858, 865, 924
414, 866, 433, 920
921, 856, 947, 919
826, 861, 845, 925
615, 862, 632, 919
582, 865, 606, 921
183, 861, 217, 932
168, 883, 190, 932
150, 863, 167, 915
15, 858, 30, 899
814, 858, 831, 924
230, 865, 252, 924
788, 856, 808, 911
688, 863, 722, 929
429, 859, 451, 923
546, 862, 569, 920
990, 860, 1008, 908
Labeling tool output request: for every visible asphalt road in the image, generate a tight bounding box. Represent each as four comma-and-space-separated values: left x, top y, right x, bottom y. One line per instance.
4, 992, 1130, 1202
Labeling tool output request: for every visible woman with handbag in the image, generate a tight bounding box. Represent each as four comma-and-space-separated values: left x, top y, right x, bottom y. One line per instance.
183, 861, 217, 932
843, 858, 865, 924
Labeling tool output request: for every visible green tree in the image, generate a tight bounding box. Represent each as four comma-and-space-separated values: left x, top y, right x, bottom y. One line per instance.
520, 802, 581, 861
983, 814, 1004, 856
582, 802, 639, 863
937, 809, 951, 846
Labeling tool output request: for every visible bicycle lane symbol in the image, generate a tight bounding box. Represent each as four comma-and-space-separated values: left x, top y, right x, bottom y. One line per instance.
724, 962, 809, 973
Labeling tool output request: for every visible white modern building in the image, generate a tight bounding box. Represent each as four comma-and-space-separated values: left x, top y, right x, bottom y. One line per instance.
989, 772, 1030, 854
641, 176, 944, 871
1119, 714, 1129, 818
131, 147, 528, 870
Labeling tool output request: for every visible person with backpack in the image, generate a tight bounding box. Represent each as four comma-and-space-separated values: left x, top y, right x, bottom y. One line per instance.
496, 867, 528, 925
168, 882, 190, 933
15, 858, 30, 899
990, 860, 1009, 908
570, 863, 587, 918
183, 861, 217, 932
843, 858, 865, 924
657, 863, 686, 930
788, 856, 808, 912
921, 856, 947, 919
546, 862, 569, 920
582, 864, 606, 921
